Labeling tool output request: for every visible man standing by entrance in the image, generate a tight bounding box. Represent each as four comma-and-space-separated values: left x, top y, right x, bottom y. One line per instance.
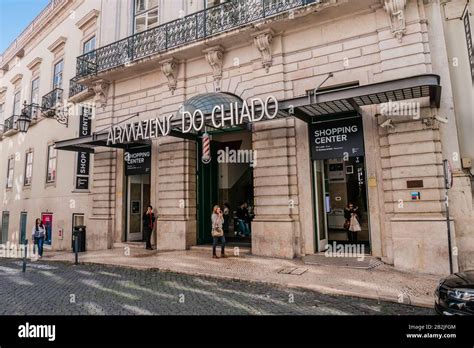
143, 205, 155, 250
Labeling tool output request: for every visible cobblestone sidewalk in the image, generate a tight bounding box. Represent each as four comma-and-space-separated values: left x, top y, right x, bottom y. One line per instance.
36, 246, 440, 308
0, 259, 432, 315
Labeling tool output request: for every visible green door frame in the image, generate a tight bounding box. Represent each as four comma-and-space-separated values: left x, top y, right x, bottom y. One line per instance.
1, 211, 9, 244
197, 140, 219, 245
19, 212, 27, 244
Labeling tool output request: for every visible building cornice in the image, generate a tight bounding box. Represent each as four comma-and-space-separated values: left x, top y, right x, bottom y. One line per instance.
0, 0, 71, 66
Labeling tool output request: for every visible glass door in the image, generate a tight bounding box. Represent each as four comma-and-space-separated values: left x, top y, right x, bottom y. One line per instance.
313, 160, 328, 252
127, 175, 150, 241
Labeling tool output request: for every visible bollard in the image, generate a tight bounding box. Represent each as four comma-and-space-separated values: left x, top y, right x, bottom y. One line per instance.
22, 239, 28, 272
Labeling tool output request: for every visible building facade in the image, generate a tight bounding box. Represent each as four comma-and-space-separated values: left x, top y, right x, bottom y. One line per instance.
1, 0, 473, 275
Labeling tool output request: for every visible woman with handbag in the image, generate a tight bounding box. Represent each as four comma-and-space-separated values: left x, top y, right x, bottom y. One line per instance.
211, 205, 226, 259
31, 218, 46, 257
344, 202, 361, 242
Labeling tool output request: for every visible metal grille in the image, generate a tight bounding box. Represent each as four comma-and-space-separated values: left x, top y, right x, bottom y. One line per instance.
76, 0, 319, 77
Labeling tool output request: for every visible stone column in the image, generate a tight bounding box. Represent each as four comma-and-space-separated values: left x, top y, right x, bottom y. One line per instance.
252, 118, 300, 259
155, 137, 197, 250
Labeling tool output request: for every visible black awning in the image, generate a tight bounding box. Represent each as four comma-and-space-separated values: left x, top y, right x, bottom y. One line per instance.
277, 74, 441, 123
55, 74, 441, 151
55, 132, 151, 153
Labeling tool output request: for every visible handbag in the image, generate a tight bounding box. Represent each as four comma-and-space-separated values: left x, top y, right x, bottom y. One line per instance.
211, 226, 224, 237
349, 215, 362, 232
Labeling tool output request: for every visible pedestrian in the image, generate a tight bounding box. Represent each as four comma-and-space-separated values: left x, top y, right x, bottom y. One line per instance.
211, 205, 226, 259
222, 203, 231, 235
32, 218, 46, 257
143, 205, 155, 250
236, 201, 251, 237
344, 202, 361, 242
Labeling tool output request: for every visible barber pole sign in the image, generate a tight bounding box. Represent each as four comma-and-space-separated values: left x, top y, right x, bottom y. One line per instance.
202, 132, 211, 164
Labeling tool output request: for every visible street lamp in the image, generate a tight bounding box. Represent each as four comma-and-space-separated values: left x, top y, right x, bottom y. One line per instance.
17, 102, 31, 133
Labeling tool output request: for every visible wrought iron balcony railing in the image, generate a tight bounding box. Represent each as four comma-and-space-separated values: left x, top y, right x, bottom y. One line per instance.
76, 0, 319, 77
42, 88, 63, 110
69, 76, 89, 98
3, 115, 18, 132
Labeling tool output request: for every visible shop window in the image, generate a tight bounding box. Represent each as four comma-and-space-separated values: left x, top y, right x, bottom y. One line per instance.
46, 145, 57, 183
24, 151, 33, 186
134, 0, 159, 33
6, 157, 14, 189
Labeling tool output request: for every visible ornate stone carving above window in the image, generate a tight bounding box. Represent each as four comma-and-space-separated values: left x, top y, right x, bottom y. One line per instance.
203, 46, 224, 91
75, 9, 99, 31
160, 58, 178, 95
382, 0, 407, 42
92, 79, 110, 109
252, 29, 274, 73
10, 73, 23, 88
27, 57, 42, 75
48, 36, 67, 56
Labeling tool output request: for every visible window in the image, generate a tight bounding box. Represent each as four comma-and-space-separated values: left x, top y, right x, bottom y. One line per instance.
206, 0, 226, 8
24, 151, 33, 186
83, 36, 96, 54
13, 91, 21, 115
6, 157, 14, 188
134, 0, 159, 33
0, 104, 4, 125
53, 60, 63, 89
31, 78, 40, 104
46, 145, 57, 183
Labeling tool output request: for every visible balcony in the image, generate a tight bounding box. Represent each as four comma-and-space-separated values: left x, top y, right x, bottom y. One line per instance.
69, 76, 94, 101
3, 115, 18, 134
42, 88, 63, 111
76, 0, 320, 78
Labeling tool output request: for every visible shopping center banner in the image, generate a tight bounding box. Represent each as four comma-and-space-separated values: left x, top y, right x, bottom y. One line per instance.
310, 117, 364, 160
75, 107, 92, 190
124, 146, 151, 176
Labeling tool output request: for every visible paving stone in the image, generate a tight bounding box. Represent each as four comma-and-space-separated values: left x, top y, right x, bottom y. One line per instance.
0, 259, 433, 315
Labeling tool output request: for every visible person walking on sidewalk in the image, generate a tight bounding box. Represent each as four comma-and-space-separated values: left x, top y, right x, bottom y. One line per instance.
211, 205, 226, 259
32, 218, 46, 257
143, 205, 155, 250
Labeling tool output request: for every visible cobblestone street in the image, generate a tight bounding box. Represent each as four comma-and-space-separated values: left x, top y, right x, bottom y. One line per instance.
0, 259, 433, 315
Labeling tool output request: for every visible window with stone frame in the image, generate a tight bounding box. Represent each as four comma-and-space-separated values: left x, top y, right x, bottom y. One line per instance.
134, 0, 159, 33
24, 151, 33, 186
6, 156, 14, 189
13, 91, 21, 115
46, 145, 57, 183
83, 36, 96, 54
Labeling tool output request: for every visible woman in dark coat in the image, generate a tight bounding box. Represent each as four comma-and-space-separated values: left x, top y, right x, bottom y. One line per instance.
143, 205, 155, 250
344, 202, 361, 242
